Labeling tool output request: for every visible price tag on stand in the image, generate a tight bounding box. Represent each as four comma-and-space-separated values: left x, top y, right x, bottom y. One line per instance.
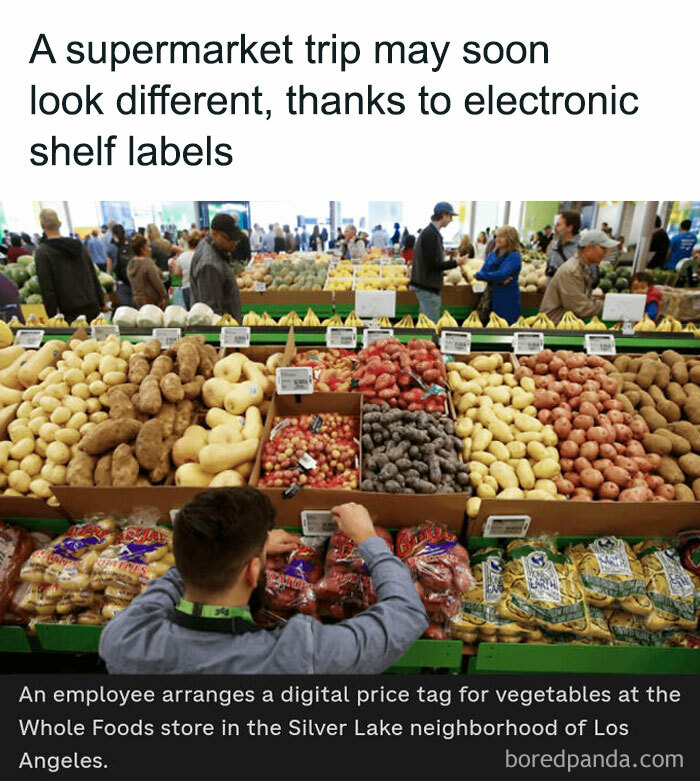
14, 330, 44, 348
254, 281, 267, 293
471, 283, 487, 294
584, 333, 616, 356
483, 515, 532, 538
91, 324, 119, 342
362, 328, 393, 348
275, 367, 314, 395
512, 331, 544, 355
152, 328, 181, 347
326, 327, 357, 349
301, 510, 338, 536
355, 290, 396, 318
220, 326, 251, 348
440, 330, 471, 355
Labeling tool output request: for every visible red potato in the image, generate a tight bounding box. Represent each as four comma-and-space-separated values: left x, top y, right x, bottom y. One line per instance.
572, 487, 594, 500
560, 440, 579, 459
651, 496, 669, 502
613, 441, 626, 454
625, 440, 645, 458
621, 412, 633, 425
566, 354, 587, 369
587, 355, 606, 368
629, 418, 648, 438
597, 391, 611, 403
569, 429, 587, 445
580, 391, 599, 405
579, 401, 598, 418
550, 381, 564, 394
515, 366, 533, 379
633, 456, 654, 474
619, 487, 652, 502
600, 376, 619, 395
568, 369, 586, 384
655, 484, 675, 501
574, 456, 593, 473
564, 471, 582, 487
560, 458, 575, 472
535, 362, 550, 375
599, 481, 620, 500
555, 419, 573, 440
646, 453, 662, 470
614, 455, 636, 473
555, 477, 575, 495
579, 441, 599, 460
603, 465, 631, 487
582, 380, 600, 393
534, 390, 560, 409
557, 367, 569, 380
614, 424, 633, 444
537, 349, 554, 364
549, 357, 565, 373
645, 475, 664, 491
563, 382, 583, 398
552, 407, 572, 423
537, 409, 553, 424
573, 414, 594, 430
593, 458, 614, 472
587, 426, 612, 444
606, 410, 625, 425
568, 396, 581, 409
600, 443, 618, 459
580, 468, 604, 489
534, 375, 550, 389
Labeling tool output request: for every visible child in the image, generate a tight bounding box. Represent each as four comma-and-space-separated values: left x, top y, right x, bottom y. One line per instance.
630, 272, 663, 322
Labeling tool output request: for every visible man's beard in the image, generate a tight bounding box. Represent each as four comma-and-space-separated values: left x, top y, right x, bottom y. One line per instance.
248, 567, 267, 618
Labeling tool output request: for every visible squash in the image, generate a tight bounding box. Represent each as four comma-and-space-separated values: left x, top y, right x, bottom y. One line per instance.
0, 346, 26, 371
171, 425, 209, 467
202, 378, 234, 408
0, 385, 23, 405
17, 341, 65, 389
205, 408, 243, 429
175, 462, 211, 487
0, 351, 36, 390
214, 353, 246, 384
198, 438, 260, 474
242, 360, 273, 397
223, 382, 264, 415
209, 470, 246, 487
242, 405, 263, 440
207, 424, 243, 446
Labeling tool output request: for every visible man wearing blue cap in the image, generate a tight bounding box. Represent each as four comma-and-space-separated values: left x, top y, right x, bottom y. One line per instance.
410, 202, 466, 323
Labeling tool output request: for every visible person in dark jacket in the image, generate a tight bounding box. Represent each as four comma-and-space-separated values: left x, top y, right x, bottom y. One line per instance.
409, 202, 467, 322
231, 229, 252, 271
390, 222, 401, 245
6, 235, 30, 263
127, 234, 168, 309
0, 273, 23, 323
34, 209, 105, 322
273, 225, 287, 253
107, 224, 133, 307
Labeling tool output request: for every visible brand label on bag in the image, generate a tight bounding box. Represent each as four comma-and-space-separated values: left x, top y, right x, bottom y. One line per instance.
523, 550, 562, 604
91, 325, 119, 342
440, 330, 471, 355
326, 327, 356, 348
512, 332, 544, 354
152, 328, 181, 347
220, 327, 251, 348
483, 515, 531, 538
590, 537, 632, 576
584, 333, 616, 355
15, 330, 44, 348
301, 511, 337, 536
275, 367, 314, 395
362, 328, 393, 348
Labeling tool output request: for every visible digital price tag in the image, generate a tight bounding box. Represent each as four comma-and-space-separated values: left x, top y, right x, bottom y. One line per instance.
298, 452, 317, 471
472, 283, 487, 294
584, 333, 616, 356
440, 330, 471, 355
275, 366, 314, 395
91, 324, 119, 342
14, 330, 44, 348
362, 328, 393, 348
220, 326, 251, 348
326, 327, 356, 348
301, 510, 337, 537
254, 281, 267, 293
355, 290, 396, 318
512, 331, 544, 355
483, 515, 532, 538
152, 328, 181, 347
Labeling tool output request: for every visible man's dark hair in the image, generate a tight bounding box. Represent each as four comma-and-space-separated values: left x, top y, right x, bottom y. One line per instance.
680, 219, 692, 231
654, 215, 662, 229
544, 225, 551, 230
404, 234, 415, 249
431, 210, 449, 222
173, 487, 275, 592
10, 234, 21, 247
631, 271, 653, 287
560, 211, 581, 234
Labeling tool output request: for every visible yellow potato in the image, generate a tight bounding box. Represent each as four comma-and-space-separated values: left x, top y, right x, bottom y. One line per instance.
55, 428, 80, 446
67, 412, 89, 430
20, 454, 43, 477
50, 406, 71, 426
46, 441, 71, 465
39, 422, 60, 442
34, 439, 48, 458
10, 437, 35, 460
71, 382, 90, 400
8, 470, 31, 493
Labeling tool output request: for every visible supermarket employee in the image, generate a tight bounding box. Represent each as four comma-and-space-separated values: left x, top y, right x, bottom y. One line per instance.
99, 488, 428, 674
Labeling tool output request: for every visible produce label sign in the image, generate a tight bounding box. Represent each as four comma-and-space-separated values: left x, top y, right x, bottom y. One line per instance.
220, 326, 251, 348
440, 330, 471, 355
589, 537, 632, 576
523, 550, 562, 604
654, 549, 694, 599
326, 327, 357, 348
512, 331, 544, 354
152, 328, 181, 347
301, 510, 337, 536
14, 329, 44, 348
362, 328, 393, 348
254, 281, 267, 292
275, 367, 314, 395
584, 333, 616, 355
91, 324, 119, 342
355, 290, 396, 318
483, 515, 531, 538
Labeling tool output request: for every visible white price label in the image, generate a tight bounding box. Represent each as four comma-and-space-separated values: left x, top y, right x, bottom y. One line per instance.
440, 330, 471, 355
326, 327, 357, 348
362, 328, 393, 347
220, 326, 251, 348
301, 510, 337, 536
298, 452, 317, 471
14, 330, 44, 348
512, 331, 544, 355
275, 367, 314, 395
472, 283, 487, 294
152, 328, 181, 347
355, 290, 396, 318
254, 281, 267, 292
483, 515, 532, 538
91, 324, 119, 342
584, 333, 616, 355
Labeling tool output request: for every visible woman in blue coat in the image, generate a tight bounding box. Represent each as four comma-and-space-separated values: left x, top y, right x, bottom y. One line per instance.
475, 225, 522, 324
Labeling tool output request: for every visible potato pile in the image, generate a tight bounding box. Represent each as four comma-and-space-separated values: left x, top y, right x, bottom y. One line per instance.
448, 354, 565, 520
172, 350, 280, 487
0, 345, 32, 421
609, 350, 700, 500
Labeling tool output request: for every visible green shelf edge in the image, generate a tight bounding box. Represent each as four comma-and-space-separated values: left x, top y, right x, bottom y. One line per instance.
35, 623, 103, 653
388, 639, 463, 672
0, 626, 34, 653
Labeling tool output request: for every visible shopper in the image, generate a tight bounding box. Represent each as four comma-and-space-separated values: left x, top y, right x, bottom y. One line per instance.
171, 230, 200, 309
34, 209, 105, 322
273, 225, 286, 253
127, 234, 168, 309
300, 225, 309, 251
147, 224, 181, 273
190, 213, 242, 322
334, 227, 343, 248
474, 226, 522, 325
21, 232, 36, 254
646, 216, 669, 270
341, 224, 366, 260
390, 222, 401, 246
0, 273, 23, 323
6, 235, 30, 263
371, 224, 389, 249
401, 234, 415, 263
545, 211, 581, 279
475, 231, 488, 260
540, 229, 617, 325
231, 222, 252, 270
539, 225, 553, 252
87, 229, 108, 270
310, 225, 322, 251
410, 202, 467, 323
107, 224, 132, 307
400, 227, 410, 248
250, 223, 264, 252
630, 271, 663, 323
99, 489, 428, 675
321, 226, 328, 250
101, 221, 115, 250
667, 219, 698, 270
457, 234, 475, 261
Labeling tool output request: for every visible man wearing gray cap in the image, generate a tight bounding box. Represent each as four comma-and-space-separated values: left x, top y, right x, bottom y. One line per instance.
540, 229, 618, 325
410, 202, 467, 323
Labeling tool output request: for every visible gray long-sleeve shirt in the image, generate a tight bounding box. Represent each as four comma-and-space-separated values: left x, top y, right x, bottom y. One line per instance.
98, 537, 428, 675
189, 236, 241, 322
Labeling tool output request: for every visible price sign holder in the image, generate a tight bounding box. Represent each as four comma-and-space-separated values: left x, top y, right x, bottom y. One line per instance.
602, 293, 646, 323
362, 328, 393, 348
220, 326, 251, 348
355, 290, 396, 318
91, 324, 119, 342
152, 328, 181, 347
440, 330, 471, 355
14, 330, 44, 348
275, 367, 314, 395
254, 281, 267, 293
301, 510, 337, 536
326, 327, 357, 348
584, 333, 616, 355
484, 515, 532, 538
512, 332, 544, 355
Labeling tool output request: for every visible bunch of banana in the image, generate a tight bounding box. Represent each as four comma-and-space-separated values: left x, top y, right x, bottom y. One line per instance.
437, 311, 459, 332
395, 314, 414, 328
242, 311, 261, 326
376, 316, 392, 328
7, 316, 22, 329
321, 314, 344, 327
344, 310, 364, 327
461, 311, 483, 328
90, 315, 109, 326
656, 314, 682, 332
682, 321, 698, 334
529, 312, 555, 330
416, 313, 437, 330
584, 315, 606, 330
216, 313, 240, 326
279, 310, 303, 327
633, 314, 655, 332
258, 312, 276, 326
609, 321, 622, 331
46, 314, 69, 328
486, 312, 509, 328
302, 307, 321, 327
558, 311, 585, 330
70, 315, 89, 328
511, 316, 530, 329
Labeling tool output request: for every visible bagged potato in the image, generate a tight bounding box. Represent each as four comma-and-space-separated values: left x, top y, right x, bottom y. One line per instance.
607, 609, 667, 647
586, 604, 613, 642
568, 536, 651, 616
498, 538, 589, 636
634, 539, 697, 632
91, 526, 172, 592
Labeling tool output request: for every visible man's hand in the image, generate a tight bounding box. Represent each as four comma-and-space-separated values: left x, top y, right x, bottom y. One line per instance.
456, 255, 468, 266
332, 503, 377, 545
267, 529, 300, 556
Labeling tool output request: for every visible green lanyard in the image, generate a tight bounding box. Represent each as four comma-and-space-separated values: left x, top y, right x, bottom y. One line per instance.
173, 598, 258, 634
